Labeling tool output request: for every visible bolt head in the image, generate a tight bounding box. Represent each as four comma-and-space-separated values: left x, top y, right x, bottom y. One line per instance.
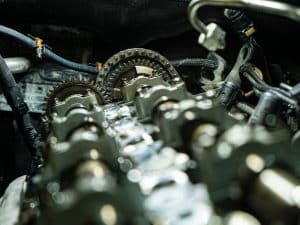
198, 23, 226, 51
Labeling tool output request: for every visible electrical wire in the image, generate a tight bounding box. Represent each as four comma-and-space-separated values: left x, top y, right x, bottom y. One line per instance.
171, 58, 218, 69
241, 63, 297, 106
0, 53, 43, 173
0, 25, 99, 75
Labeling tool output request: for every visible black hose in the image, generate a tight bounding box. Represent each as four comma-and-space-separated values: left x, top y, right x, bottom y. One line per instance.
0, 25, 98, 75
0, 53, 43, 172
241, 63, 298, 107
0, 56, 17, 88
241, 64, 291, 96
171, 58, 218, 69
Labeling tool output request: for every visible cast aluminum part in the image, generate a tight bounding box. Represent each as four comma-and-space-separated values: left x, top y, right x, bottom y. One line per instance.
35, 51, 293, 224
35, 79, 219, 225
157, 99, 236, 148
188, 0, 300, 51
44, 86, 117, 181
121, 75, 170, 102
39, 84, 275, 224
134, 82, 191, 119
35, 84, 146, 225
51, 92, 102, 117
101, 103, 218, 225
51, 107, 105, 141
45, 126, 119, 181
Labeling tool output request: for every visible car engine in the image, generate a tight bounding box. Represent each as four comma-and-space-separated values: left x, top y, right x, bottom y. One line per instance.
1, 0, 300, 225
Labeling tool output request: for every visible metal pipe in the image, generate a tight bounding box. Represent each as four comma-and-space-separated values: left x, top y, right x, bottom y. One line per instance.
4, 57, 31, 74
188, 0, 300, 37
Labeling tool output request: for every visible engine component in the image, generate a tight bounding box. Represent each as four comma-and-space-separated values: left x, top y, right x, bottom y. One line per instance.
0, 65, 96, 114
188, 0, 300, 51
224, 9, 256, 41
0, 53, 42, 172
156, 99, 236, 149
0, 25, 100, 74
241, 64, 300, 130
43, 80, 115, 179
97, 48, 181, 102
4, 57, 31, 74
250, 168, 300, 223
200, 53, 227, 90
45, 80, 105, 117
248, 91, 281, 127
193, 124, 292, 201
134, 82, 191, 120
2, 1, 300, 224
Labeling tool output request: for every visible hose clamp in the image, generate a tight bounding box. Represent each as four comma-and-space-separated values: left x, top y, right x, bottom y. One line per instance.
35, 37, 44, 59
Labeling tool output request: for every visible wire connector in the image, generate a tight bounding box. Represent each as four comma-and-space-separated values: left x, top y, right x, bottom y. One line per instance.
35, 37, 44, 59
225, 9, 256, 41
96, 62, 103, 73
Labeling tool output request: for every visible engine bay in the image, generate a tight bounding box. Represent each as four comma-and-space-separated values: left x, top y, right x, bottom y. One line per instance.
1, 1, 300, 225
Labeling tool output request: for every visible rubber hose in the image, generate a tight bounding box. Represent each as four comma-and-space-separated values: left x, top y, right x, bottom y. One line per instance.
0, 25, 98, 74
0, 53, 17, 88
0, 54, 42, 161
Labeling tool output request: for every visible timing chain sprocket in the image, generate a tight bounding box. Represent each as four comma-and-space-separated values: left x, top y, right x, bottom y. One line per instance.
96, 48, 181, 102
45, 80, 105, 117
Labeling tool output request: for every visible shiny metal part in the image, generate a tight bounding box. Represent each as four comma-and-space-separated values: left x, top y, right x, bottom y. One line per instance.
121, 75, 170, 102
52, 93, 102, 118
99, 103, 217, 225
9, 43, 300, 225
45, 126, 118, 181
199, 22, 226, 51
158, 99, 236, 148
188, 0, 300, 50
5, 57, 31, 74
51, 107, 105, 141
135, 82, 191, 119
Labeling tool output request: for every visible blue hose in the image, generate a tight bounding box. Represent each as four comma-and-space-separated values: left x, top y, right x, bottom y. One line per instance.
0, 25, 98, 75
